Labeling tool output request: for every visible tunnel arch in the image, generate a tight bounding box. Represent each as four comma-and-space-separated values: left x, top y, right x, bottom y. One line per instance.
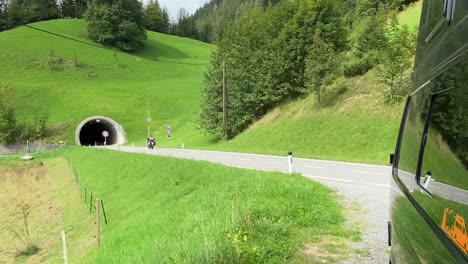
75, 116, 127, 146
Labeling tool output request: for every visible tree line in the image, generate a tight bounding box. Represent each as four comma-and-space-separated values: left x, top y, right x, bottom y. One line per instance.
0, 0, 170, 51
197, 0, 418, 139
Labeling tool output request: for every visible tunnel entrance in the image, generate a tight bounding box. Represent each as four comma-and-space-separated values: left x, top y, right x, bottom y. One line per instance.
75, 116, 127, 146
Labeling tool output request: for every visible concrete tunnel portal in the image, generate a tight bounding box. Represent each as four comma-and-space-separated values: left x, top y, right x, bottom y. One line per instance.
75, 116, 127, 146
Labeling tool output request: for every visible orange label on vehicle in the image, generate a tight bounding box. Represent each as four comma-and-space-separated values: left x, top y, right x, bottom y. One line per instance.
441, 208, 468, 254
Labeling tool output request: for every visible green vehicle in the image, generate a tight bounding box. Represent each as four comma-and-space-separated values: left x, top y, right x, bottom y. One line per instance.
389, 0, 468, 263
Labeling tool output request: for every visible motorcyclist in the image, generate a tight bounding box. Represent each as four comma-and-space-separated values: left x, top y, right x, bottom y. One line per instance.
147, 135, 155, 149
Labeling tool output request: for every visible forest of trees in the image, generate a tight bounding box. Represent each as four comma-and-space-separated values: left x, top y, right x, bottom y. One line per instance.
0, 0, 61, 30
0, 0, 169, 50
197, 0, 418, 139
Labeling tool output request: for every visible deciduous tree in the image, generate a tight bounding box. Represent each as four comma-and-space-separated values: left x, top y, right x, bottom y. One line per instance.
85, 0, 147, 51
377, 16, 416, 103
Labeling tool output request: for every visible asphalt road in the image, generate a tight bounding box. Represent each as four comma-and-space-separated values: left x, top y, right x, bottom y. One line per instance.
107, 146, 392, 188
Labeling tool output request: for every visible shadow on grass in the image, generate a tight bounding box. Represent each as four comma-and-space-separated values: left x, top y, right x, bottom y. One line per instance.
134, 39, 190, 61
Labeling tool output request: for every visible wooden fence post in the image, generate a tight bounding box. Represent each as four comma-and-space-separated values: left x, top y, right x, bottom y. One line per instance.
61, 230, 68, 264
100, 199, 108, 225
96, 199, 100, 247
89, 192, 93, 212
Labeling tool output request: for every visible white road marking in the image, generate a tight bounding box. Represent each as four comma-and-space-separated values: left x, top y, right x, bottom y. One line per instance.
301, 165, 324, 169
352, 170, 387, 176
220, 156, 230, 159
268, 161, 283, 165
428, 186, 440, 189
455, 193, 468, 198
303, 175, 389, 188
304, 175, 353, 183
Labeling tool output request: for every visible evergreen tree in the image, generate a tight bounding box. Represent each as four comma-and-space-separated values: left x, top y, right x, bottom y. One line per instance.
0, 0, 14, 31
305, 29, 339, 106
0, 83, 17, 144
160, 7, 169, 33
7, 0, 59, 24
85, 0, 147, 51
60, 0, 76, 17
143, 0, 163, 32
172, 8, 196, 38
377, 16, 416, 103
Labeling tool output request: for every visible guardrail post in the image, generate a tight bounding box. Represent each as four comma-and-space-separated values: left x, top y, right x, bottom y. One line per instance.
96, 199, 100, 247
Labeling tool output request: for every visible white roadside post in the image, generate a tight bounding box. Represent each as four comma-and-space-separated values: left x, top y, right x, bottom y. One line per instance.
182, 143, 185, 149
422, 171, 433, 191
288, 151, 293, 174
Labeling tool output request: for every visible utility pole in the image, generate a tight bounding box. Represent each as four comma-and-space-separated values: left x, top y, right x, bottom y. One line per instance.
147, 100, 151, 137
223, 61, 228, 134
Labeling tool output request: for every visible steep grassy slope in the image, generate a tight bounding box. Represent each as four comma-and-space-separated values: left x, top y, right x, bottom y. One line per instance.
0, 19, 215, 146
204, 73, 406, 164
398, 0, 423, 31
194, 3, 423, 165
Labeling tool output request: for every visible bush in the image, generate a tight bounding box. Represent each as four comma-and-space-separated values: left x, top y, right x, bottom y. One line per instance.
343, 56, 372, 77
343, 51, 381, 77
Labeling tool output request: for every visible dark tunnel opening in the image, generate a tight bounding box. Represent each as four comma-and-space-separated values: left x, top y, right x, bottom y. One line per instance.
79, 119, 118, 146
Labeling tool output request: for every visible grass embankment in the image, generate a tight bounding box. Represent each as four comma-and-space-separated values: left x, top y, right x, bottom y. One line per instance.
398, 0, 423, 31
0, 156, 94, 263
192, 3, 424, 164
201, 73, 405, 164
0, 148, 360, 263
0, 19, 216, 146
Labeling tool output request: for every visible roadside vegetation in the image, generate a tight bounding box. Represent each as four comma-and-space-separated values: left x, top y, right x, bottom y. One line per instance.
198, 0, 417, 140
0, 148, 361, 263
0, 156, 94, 263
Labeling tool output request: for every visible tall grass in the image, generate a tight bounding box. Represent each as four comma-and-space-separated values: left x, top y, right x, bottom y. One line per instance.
63, 147, 352, 263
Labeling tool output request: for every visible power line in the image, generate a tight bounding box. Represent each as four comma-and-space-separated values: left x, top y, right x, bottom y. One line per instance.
2, 17, 210, 66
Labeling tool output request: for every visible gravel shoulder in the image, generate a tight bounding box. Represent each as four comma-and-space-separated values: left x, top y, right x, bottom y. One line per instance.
313, 179, 390, 264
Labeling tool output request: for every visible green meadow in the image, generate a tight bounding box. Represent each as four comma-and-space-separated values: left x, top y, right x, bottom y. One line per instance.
0, 19, 216, 146
0, 148, 359, 263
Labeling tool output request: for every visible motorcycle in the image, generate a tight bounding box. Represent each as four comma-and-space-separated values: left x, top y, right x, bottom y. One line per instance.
147, 139, 155, 149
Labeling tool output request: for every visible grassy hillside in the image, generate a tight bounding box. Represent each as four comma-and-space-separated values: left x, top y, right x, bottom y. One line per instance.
0, 7, 421, 165
398, 0, 423, 31
0, 148, 359, 263
0, 157, 95, 263
0, 19, 216, 146
189, 4, 423, 165
202, 72, 405, 164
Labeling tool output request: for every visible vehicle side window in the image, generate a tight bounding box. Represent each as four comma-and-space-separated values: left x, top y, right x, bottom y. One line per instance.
413, 56, 468, 258
396, 81, 432, 187
421, 0, 447, 42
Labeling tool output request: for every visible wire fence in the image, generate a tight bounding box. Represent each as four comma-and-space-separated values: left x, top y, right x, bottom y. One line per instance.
0, 141, 67, 155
